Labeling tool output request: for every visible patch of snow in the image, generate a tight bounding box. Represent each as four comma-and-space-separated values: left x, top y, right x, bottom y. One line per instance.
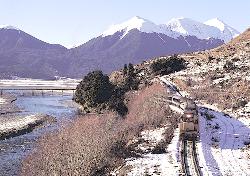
0, 98, 6, 105
126, 128, 180, 176
0, 115, 41, 132
102, 16, 163, 38
204, 18, 226, 31
212, 74, 231, 84
166, 17, 221, 41
0, 25, 20, 30
141, 127, 166, 144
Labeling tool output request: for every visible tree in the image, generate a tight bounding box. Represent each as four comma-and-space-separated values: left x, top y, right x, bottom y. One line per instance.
74, 71, 114, 110
123, 63, 139, 90
123, 64, 128, 76
150, 55, 186, 75
127, 63, 134, 77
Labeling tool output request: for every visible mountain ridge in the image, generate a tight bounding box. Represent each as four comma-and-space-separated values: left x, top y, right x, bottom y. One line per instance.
100, 16, 239, 43
0, 17, 242, 79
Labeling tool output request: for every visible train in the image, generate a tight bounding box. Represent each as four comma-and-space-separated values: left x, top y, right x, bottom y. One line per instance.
167, 95, 199, 139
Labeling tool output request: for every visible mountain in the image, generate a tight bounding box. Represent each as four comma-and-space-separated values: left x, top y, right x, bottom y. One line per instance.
68, 16, 239, 77
101, 16, 239, 42
0, 26, 68, 79
0, 17, 240, 79
204, 18, 239, 42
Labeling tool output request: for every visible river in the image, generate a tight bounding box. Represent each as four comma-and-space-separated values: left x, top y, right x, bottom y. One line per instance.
0, 93, 78, 176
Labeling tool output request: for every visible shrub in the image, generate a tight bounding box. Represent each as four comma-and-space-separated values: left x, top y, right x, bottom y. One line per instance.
233, 99, 248, 110
21, 114, 126, 176
74, 70, 127, 115
74, 70, 113, 110
122, 63, 139, 91
208, 56, 215, 62
21, 83, 178, 176
108, 87, 128, 116
223, 61, 236, 71
150, 55, 186, 76
204, 111, 215, 120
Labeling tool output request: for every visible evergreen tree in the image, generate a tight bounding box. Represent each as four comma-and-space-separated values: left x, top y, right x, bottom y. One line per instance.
123, 64, 128, 76
74, 70, 113, 109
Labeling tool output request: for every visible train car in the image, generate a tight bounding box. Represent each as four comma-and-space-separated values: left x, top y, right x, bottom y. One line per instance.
167, 95, 199, 138
179, 99, 199, 139
166, 94, 199, 139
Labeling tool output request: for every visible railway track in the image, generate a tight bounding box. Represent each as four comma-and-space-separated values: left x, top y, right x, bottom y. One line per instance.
181, 139, 202, 176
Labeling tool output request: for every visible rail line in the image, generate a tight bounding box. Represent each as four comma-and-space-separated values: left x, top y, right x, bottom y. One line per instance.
181, 139, 202, 176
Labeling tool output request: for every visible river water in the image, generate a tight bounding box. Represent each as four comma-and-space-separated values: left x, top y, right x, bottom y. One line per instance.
0, 94, 78, 176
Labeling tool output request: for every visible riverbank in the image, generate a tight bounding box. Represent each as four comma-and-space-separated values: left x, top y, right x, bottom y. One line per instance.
0, 92, 77, 176
0, 114, 56, 140
0, 94, 20, 114
0, 94, 57, 140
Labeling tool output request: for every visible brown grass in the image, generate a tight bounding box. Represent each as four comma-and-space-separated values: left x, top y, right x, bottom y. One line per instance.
21, 83, 177, 176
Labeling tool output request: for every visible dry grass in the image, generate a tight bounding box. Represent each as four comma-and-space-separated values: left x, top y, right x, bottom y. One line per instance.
21, 83, 177, 176
188, 77, 250, 110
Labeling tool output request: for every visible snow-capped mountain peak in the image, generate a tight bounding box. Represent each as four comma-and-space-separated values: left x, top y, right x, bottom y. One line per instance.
166, 17, 222, 40
0, 25, 20, 31
204, 18, 240, 41
204, 18, 226, 31
102, 16, 161, 37
101, 16, 239, 42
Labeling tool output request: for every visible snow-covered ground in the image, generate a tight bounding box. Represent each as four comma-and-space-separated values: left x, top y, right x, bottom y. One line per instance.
198, 105, 250, 176
0, 97, 6, 105
0, 114, 48, 138
125, 128, 180, 176
123, 104, 250, 176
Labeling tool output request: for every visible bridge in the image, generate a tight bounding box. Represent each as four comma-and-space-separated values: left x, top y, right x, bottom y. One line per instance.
0, 87, 76, 96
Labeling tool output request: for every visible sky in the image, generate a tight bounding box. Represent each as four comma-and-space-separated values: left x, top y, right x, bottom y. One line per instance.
0, 0, 249, 48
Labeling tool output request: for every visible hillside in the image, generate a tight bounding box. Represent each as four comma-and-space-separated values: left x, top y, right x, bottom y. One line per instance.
108, 27, 250, 175
126, 27, 250, 116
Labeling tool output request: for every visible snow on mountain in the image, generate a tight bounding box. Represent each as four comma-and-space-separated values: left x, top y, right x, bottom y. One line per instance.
205, 18, 226, 31
101, 16, 239, 42
0, 25, 20, 30
102, 16, 163, 38
204, 18, 240, 42
166, 17, 222, 40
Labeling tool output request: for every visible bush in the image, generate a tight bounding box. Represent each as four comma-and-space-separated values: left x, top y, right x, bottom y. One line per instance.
232, 99, 248, 110
21, 83, 178, 176
74, 70, 127, 115
74, 70, 113, 110
108, 87, 128, 116
223, 61, 236, 71
150, 55, 186, 75
122, 63, 139, 91
208, 56, 215, 62
204, 111, 215, 120
21, 114, 126, 176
